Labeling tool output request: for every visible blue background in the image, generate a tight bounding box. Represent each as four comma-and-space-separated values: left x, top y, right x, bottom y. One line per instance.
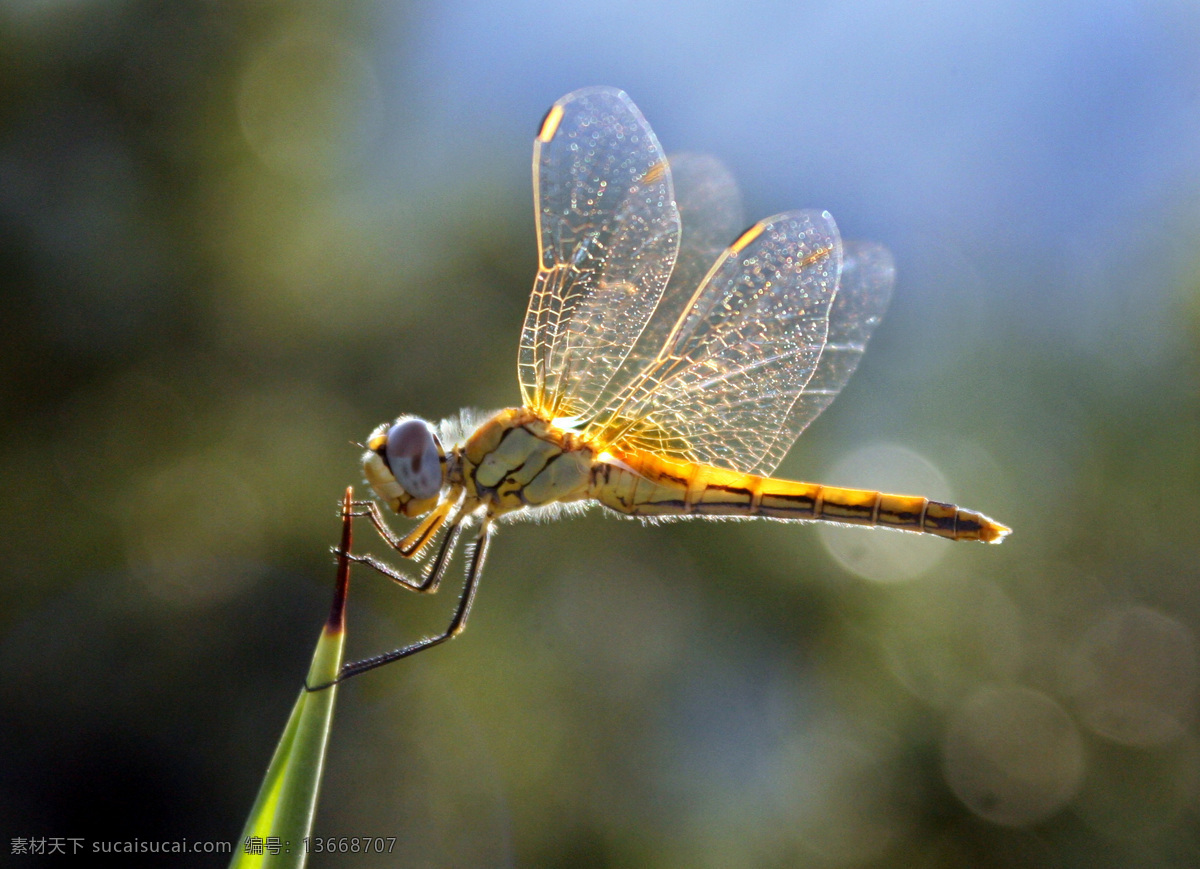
2, 0, 1199, 865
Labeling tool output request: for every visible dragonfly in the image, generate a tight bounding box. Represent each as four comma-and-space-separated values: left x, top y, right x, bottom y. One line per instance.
335, 86, 1010, 684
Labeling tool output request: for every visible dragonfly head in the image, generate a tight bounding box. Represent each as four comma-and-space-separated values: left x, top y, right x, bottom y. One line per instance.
363, 417, 446, 517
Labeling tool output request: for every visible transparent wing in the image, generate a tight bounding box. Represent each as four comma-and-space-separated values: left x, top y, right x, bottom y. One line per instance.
607, 153, 746, 401
659, 153, 746, 314
753, 240, 895, 471
586, 210, 867, 475
518, 87, 681, 420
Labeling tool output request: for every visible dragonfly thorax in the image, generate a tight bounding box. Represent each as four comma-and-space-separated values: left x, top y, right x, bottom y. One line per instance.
458, 408, 595, 514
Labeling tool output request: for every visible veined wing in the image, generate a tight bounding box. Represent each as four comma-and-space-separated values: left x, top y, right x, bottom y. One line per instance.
658, 153, 746, 315
606, 153, 746, 403
587, 210, 885, 476
754, 240, 895, 472
518, 87, 680, 421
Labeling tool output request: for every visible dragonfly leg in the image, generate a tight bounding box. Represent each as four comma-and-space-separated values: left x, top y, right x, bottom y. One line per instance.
342, 511, 464, 594
323, 516, 494, 685
339, 494, 464, 593
348, 493, 459, 558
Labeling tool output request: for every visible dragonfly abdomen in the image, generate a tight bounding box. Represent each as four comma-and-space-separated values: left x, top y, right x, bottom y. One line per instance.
592, 452, 1009, 543
759, 481, 1008, 542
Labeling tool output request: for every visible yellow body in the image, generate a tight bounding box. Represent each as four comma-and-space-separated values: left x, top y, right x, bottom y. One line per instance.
366, 408, 1009, 543
336, 87, 1010, 685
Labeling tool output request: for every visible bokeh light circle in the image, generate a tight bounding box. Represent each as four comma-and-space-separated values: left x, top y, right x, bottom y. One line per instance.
817, 443, 952, 583
237, 29, 382, 181
942, 685, 1084, 827
1065, 604, 1198, 747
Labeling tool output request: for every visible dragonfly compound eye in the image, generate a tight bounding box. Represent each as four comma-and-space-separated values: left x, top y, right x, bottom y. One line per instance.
385, 419, 443, 500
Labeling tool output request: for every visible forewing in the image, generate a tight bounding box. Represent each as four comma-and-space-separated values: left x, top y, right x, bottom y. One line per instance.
518, 87, 680, 420
587, 210, 844, 474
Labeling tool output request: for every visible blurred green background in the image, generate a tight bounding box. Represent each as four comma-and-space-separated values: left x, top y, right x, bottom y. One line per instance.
3, 1, 1200, 866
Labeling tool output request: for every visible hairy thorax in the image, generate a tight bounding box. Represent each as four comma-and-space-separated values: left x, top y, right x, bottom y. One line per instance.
459, 408, 596, 514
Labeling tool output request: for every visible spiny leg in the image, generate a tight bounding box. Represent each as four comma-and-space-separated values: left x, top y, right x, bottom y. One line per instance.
342, 490, 465, 591
330, 516, 495, 684
344, 511, 464, 594
348, 490, 461, 558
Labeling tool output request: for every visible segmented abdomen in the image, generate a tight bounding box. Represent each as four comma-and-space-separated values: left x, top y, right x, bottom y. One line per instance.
590, 452, 1009, 543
